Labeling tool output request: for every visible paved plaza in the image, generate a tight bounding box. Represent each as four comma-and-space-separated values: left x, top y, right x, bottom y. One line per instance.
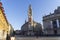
15, 35, 60, 40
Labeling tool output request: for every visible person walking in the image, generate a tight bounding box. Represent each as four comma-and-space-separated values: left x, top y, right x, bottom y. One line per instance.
6, 31, 10, 40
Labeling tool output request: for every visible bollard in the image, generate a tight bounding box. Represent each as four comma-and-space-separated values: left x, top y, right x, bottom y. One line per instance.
11, 37, 15, 40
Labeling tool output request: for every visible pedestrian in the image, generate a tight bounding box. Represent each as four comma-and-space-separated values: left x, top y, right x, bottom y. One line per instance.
6, 32, 10, 40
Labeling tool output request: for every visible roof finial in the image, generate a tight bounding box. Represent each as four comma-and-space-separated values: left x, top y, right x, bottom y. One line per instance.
29, 4, 31, 7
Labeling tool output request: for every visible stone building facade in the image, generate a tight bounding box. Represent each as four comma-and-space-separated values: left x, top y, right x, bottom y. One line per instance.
21, 21, 42, 36
43, 7, 60, 35
0, 1, 13, 39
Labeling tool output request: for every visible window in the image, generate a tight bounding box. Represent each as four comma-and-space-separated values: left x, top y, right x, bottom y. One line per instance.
52, 20, 57, 34
59, 20, 60, 27
52, 20, 57, 28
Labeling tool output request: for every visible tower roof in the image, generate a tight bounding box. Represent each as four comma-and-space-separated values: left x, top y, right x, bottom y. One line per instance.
28, 4, 32, 14
29, 4, 31, 9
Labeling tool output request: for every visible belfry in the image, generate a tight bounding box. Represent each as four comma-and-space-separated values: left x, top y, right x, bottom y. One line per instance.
28, 4, 33, 31
21, 4, 42, 36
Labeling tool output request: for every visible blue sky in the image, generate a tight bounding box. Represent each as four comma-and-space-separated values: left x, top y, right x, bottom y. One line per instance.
1, 0, 60, 30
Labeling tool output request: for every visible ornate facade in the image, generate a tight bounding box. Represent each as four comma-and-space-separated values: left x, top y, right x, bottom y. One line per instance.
0, 1, 13, 39
43, 6, 60, 35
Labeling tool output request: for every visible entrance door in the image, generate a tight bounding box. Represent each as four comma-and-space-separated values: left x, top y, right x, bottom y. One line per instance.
52, 20, 57, 35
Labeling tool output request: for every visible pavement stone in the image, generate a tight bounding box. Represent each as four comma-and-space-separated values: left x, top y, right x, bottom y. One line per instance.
15, 37, 60, 40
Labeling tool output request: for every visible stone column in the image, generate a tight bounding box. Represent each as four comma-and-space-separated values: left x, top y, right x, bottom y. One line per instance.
50, 21, 53, 28
56, 19, 59, 28
50, 21, 54, 34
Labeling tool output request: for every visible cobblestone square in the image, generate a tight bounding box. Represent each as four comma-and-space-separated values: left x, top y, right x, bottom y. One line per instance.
15, 36, 60, 40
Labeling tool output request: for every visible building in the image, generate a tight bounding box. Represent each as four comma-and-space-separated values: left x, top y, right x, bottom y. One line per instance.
8, 24, 14, 36
43, 6, 60, 35
15, 30, 21, 35
21, 5, 42, 36
0, 1, 13, 39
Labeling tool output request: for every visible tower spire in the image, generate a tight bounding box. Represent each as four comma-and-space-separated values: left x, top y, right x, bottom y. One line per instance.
29, 4, 32, 16
28, 4, 33, 26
